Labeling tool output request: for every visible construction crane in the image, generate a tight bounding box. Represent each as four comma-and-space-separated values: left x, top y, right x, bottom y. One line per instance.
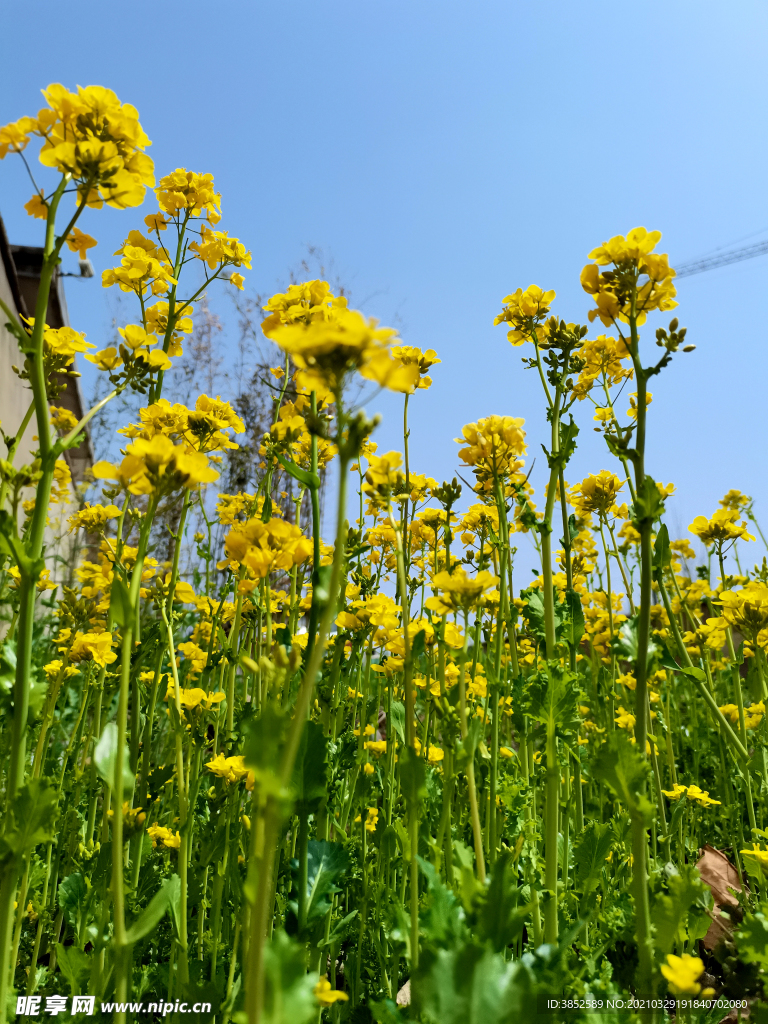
676, 236, 768, 278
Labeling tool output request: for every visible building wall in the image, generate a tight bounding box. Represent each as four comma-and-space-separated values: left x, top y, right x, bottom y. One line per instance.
0, 220, 36, 467
0, 215, 93, 587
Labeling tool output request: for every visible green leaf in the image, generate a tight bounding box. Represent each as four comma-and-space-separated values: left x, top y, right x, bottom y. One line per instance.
665, 790, 688, 841
58, 873, 92, 940
301, 841, 349, 927
573, 821, 614, 892
125, 874, 180, 946
399, 744, 427, 808
418, 857, 466, 949
389, 701, 406, 745
452, 840, 482, 911
411, 628, 427, 662
592, 731, 654, 826
520, 587, 552, 641
541, 416, 579, 472
312, 565, 333, 614
633, 475, 665, 526
0, 777, 58, 864
559, 415, 580, 466
0, 640, 17, 696
260, 931, 318, 1024
243, 704, 289, 797
567, 513, 579, 544
0, 510, 24, 563
735, 905, 768, 969
274, 452, 320, 490
562, 589, 585, 648
291, 720, 328, 816
651, 864, 712, 955
528, 667, 580, 737
653, 523, 671, 574
477, 851, 530, 952
658, 642, 681, 672
55, 944, 91, 996
94, 723, 135, 795
412, 942, 535, 1024
682, 665, 706, 683
108, 573, 133, 628
318, 909, 358, 949
370, 998, 408, 1023
612, 615, 658, 665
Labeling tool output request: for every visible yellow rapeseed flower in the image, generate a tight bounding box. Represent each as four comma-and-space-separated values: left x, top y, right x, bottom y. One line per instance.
456, 415, 527, 491
1, 84, 154, 209
66, 227, 97, 260
581, 227, 677, 327
661, 953, 713, 997
426, 566, 498, 615
689, 508, 755, 547
313, 977, 349, 1006
494, 284, 555, 345
66, 631, 117, 668
571, 471, 624, 519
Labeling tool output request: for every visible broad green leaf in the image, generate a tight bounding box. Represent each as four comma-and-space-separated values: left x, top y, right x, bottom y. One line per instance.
370, 998, 408, 1023
318, 909, 358, 949
567, 513, 579, 543
58, 873, 100, 948
592, 731, 654, 826
658, 642, 681, 672
260, 931, 317, 1024
633, 475, 665, 525
275, 452, 320, 490
94, 723, 134, 794
0, 639, 16, 695
0, 777, 58, 862
411, 628, 427, 662
293, 840, 349, 929
55, 944, 91, 995
243, 704, 288, 796
109, 574, 133, 628
528, 667, 580, 737
389, 701, 406, 745
399, 744, 427, 807
291, 720, 327, 815
412, 942, 535, 1024
418, 857, 466, 949
612, 616, 658, 664
653, 523, 671, 574
59, 872, 88, 925
651, 863, 712, 954
125, 874, 180, 946
562, 589, 585, 648
520, 587, 557, 641
477, 851, 530, 952
735, 906, 768, 968
573, 821, 614, 892
452, 840, 482, 911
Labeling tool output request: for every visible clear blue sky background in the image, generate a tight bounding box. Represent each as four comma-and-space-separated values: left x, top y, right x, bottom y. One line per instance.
3, 1, 767, 577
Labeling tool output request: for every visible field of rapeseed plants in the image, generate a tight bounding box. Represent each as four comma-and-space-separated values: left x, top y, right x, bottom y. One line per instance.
1, 83, 768, 1024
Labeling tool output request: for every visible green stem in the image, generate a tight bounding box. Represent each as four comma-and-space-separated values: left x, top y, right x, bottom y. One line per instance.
626, 305, 654, 1001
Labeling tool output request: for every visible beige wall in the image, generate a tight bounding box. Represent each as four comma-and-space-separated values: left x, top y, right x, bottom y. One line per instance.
0, 226, 91, 587
0, 255, 37, 467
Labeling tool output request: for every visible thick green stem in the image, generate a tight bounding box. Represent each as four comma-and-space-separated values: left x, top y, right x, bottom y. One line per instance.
246, 406, 350, 1023
627, 308, 655, 1001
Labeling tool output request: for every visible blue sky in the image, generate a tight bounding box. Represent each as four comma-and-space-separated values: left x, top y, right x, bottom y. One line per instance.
3, 0, 768, 575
